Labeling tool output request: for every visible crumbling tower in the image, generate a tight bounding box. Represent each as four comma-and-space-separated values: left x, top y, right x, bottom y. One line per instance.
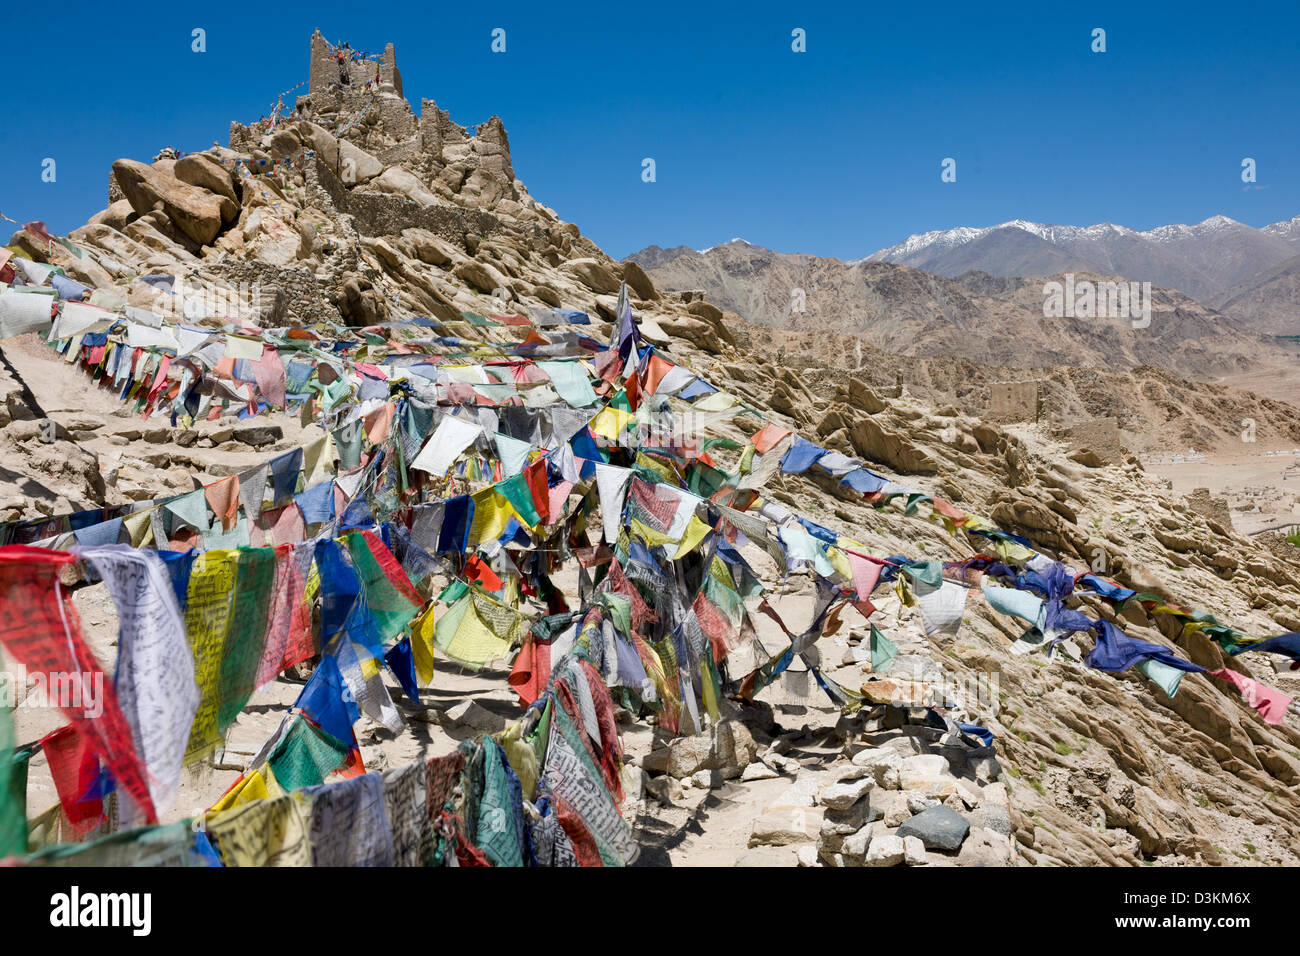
308, 30, 400, 96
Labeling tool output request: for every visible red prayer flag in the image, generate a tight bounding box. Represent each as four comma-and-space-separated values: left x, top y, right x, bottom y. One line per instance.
752, 422, 793, 455
641, 353, 673, 394
523, 458, 550, 525
41, 724, 105, 839
464, 555, 504, 592
0, 547, 155, 822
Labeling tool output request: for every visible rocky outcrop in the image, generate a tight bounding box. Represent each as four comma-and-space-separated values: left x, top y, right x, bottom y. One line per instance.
111, 159, 235, 245
848, 416, 938, 475
173, 153, 239, 205
300, 122, 383, 184
561, 258, 621, 295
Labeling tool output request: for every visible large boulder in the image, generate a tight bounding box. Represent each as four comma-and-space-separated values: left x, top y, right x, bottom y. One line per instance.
87, 200, 138, 232
848, 378, 889, 414
851, 747, 903, 789
818, 775, 875, 811
232, 424, 282, 448
685, 298, 722, 324
685, 300, 735, 345
533, 283, 562, 307
864, 833, 906, 866
621, 259, 659, 300
300, 122, 382, 185
173, 153, 239, 206
245, 211, 304, 266
560, 257, 621, 294
112, 159, 232, 246
401, 228, 459, 268
768, 379, 814, 423
443, 699, 506, 734
848, 416, 938, 475
896, 804, 970, 851
337, 275, 387, 326
124, 216, 199, 262
458, 168, 509, 207
370, 166, 440, 207
749, 806, 824, 847
858, 677, 934, 706
268, 129, 302, 160
454, 259, 511, 296
659, 316, 724, 354
662, 718, 758, 779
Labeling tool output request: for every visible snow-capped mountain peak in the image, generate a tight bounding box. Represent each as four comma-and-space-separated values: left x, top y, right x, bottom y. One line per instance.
862, 213, 1299, 301
696, 237, 753, 254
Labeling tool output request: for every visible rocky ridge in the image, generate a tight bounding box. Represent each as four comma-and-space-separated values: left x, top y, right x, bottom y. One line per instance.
625, 240, 1293, 382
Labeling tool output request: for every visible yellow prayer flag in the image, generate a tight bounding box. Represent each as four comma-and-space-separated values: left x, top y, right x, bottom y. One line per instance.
673, 514, 714, 559
224, 334, 264, 360
123, 509, 155, 548
826, 545, 852, 583
468, 487, 514, 546
207, 767, 276, 814
589, 406, 632, 440
302, 433, 336, 488
410, 604, 437, 685
693, 390, 737, 412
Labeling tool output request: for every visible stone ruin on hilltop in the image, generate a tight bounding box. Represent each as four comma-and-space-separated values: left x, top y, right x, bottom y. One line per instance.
98, 31, 610, 330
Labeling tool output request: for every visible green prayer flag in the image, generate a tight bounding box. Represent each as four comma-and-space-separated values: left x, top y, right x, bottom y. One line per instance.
474, 738, 523, 867
217, 549, 277, 729
537, 361, 597, 408
344, 532, 421, 642
904, 560, 943, 589
497, 472, 541, 527
869, 624, 898, 673
595, 593, 632, 640
1, 706, 30, 858
333, 421, 365, 471
1136, 657, 1186, 698
437, 579, 470, 604
268, 716, 350, 791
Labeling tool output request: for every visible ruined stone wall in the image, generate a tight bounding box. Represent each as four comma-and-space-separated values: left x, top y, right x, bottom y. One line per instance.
1187, 487, 1233, 528
205, 260, 340, 327
989, 380, 1041, 423
375, 138, 422, 167
228, 121, 258, 153
471, 117, 515, 183
312, 156, 499, 246
1066, 416, 1126, 463
379, 43, 402, 97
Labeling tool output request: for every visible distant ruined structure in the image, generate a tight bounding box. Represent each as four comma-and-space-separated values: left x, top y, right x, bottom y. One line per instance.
989, 381, 1041, 423
1065, 417, 1126, 464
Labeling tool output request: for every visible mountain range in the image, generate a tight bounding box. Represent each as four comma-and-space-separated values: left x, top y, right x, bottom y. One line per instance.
624, 239, 1298, 382
629, 214, 1300, 337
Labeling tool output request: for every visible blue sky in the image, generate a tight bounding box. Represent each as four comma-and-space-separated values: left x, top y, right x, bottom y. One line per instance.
2, 0, 1298, 260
